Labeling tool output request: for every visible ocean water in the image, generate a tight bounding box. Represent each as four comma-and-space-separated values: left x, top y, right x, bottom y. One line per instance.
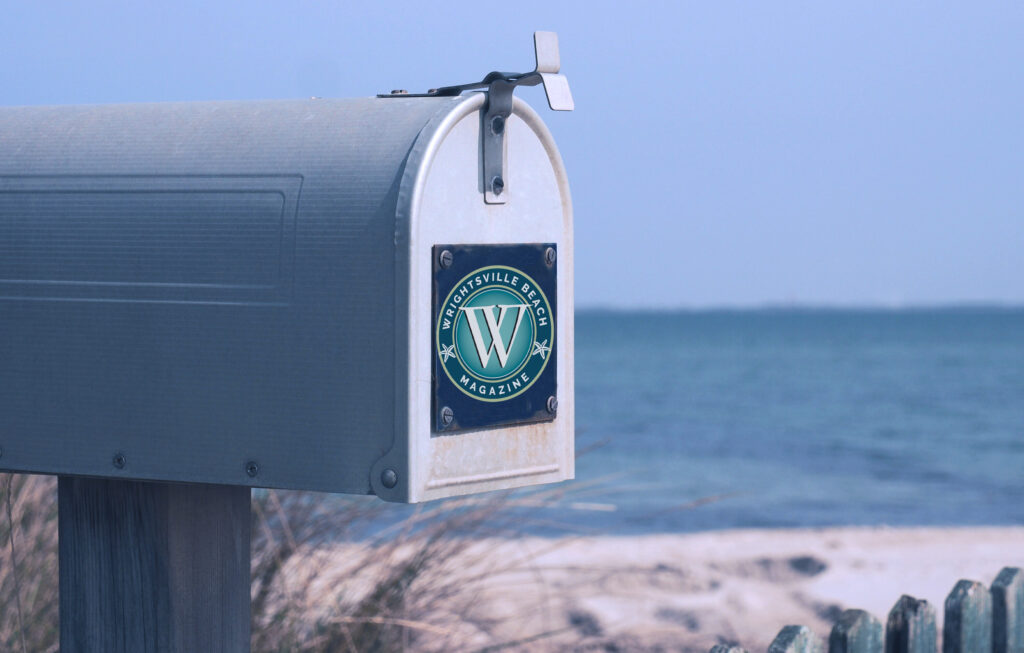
567, 308, 1024, 534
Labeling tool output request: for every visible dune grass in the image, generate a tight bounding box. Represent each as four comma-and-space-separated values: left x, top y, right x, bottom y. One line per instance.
0, 474, 58, 653
0, 473, 576, 652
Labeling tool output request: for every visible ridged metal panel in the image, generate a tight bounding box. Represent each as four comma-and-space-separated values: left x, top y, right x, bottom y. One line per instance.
0, 97, 461, 493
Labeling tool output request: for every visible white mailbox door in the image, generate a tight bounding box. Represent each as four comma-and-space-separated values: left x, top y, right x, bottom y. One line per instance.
373, 94, 575, 503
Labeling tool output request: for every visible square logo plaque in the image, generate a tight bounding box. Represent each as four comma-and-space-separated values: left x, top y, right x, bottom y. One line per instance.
432, 243, 557, 433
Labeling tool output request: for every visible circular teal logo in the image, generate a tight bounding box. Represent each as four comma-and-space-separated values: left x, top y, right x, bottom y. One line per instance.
436, 265, 554, 402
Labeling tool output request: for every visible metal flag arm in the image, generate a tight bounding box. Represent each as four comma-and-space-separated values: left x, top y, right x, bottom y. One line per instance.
378, 31, 574, 111
379, 31, 573, 204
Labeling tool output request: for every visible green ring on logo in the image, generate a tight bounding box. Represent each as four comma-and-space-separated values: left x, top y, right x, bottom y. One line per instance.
436, 265, 554, 403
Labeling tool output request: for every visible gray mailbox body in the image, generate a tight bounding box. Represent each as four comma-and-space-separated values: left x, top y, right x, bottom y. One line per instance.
0, 94, 574, 502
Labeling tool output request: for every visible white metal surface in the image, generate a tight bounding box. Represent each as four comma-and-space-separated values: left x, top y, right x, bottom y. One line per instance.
372, 93, 575, 502
534, 31, 561, 74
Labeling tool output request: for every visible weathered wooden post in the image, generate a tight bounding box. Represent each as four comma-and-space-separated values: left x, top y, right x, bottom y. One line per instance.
993, 567, 1024, 653
885, 595, 937, 653
769, 625, 824, 653
830, 609, 884, 653
942, 579, 992, 653
0, 32, 575, 651
59, 479, 250, 652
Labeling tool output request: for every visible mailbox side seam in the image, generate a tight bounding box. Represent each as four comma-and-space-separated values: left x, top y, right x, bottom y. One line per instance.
372, 95, 482, 503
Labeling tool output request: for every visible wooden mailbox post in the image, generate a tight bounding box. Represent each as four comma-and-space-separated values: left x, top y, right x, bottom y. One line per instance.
0, 33, 574, 651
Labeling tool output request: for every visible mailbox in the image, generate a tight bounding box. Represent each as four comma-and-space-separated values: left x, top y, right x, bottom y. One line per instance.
0, 33, 574, 502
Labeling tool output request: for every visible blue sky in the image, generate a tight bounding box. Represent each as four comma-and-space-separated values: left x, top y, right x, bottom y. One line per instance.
2, 2, 1021, 308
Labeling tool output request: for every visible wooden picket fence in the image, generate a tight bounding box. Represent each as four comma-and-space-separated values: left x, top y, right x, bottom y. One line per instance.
709, 567, 1023, 653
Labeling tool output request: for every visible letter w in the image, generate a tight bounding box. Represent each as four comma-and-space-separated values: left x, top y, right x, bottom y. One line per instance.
459, 304, 529, 368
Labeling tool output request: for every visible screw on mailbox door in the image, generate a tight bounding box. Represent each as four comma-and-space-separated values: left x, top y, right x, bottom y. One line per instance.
490, 176, 505, 196
380, 469, 398, 489
490, 115, 505, 135
113, 453, 126, 469
246, 461, 259, 477
440, 406, 454, 427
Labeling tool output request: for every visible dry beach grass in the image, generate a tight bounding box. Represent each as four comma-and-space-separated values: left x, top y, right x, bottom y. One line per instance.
0, 474, 59, 653
2, 473, 1023, 652
249, 485, 581, 652
0, 473, 581, 652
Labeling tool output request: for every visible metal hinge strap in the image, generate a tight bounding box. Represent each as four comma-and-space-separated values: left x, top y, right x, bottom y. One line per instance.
379, 31, 574, 204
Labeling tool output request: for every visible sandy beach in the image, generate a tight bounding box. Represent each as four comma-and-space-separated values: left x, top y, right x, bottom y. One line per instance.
279, 526, 1024, 651
477, 527, 1024, 651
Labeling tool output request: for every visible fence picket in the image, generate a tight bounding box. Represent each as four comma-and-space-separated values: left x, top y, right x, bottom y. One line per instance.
705, 567, 1020, 653
830, 609, 883, 653
993, 568, 1024, 653
885, 595, 937, 653
942, 579, 992, 653
769, 625, 825, 653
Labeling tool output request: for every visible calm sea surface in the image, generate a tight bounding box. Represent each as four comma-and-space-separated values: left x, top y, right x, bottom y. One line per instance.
566, 308, 1024, 534
339, 308, 1024, 536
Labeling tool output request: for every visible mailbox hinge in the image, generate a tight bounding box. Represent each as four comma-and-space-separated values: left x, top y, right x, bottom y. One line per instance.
379, 31, 574, 204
